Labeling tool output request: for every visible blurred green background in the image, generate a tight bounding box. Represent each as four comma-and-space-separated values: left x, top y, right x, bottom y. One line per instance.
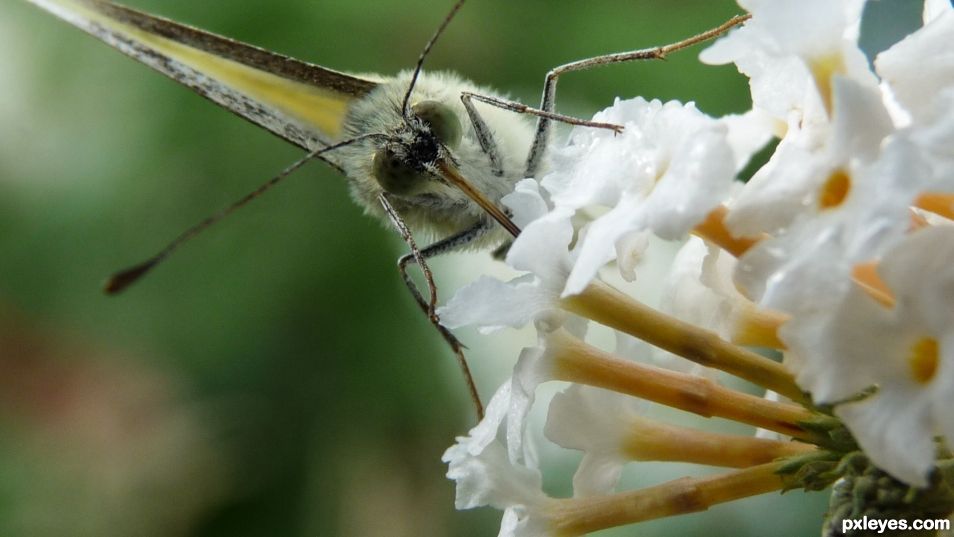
3, 0, 917, 535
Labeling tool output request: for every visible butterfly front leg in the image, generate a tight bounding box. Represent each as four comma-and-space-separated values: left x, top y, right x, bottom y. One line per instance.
378, 193, 490, 422
524, 14, 749, 177
460, 91, 622, 178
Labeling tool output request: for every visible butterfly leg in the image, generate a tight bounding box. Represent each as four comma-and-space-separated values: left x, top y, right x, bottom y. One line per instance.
523, 14, 748, 176
460, 91, 621, 179
379, 193, 492, 421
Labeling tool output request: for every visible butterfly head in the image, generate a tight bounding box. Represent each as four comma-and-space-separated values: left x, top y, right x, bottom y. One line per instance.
370, 100, 463, 197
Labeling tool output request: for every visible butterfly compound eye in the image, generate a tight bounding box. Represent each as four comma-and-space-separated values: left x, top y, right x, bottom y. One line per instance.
412, 100, 462, 148
372, 147, 427, 195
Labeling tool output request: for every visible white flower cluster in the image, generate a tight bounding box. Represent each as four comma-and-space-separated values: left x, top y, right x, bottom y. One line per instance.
442, 1, 954, 534
703, 0, 954, 487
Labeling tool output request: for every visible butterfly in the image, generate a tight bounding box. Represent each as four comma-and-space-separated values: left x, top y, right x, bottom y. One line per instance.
23, 0, 746, 418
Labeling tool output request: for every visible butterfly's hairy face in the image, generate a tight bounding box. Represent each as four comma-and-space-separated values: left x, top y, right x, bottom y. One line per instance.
371, 100, 463, 196
336, 71, 532, 239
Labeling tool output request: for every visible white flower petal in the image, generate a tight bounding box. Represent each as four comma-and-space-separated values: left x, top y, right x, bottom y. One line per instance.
907, 88, 954, 191
503, 179, 551, 229
924, 0, 953, 24
876, 9, 954, 123
836, 392, 935, 487
562, 196, 640, 297
544, 385, 642, 496
573, 454, 626, 499
444, 383, 550, 524
637, 122, 734, 239
828, 77, 893, 162
615, 229, 652, 282
439, 274, 556, 333
726, 133, 827, 236
506, 210, 575, 286
722, 108, 779, 172
661, 238, 740, 340
878, 227, 954, 334
508, 347, 553, 464
445, 439, 546, 510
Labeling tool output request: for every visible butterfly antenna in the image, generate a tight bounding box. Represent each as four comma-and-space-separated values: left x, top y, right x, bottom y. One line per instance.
401, 0, 468, 118
104, 135, 383, 294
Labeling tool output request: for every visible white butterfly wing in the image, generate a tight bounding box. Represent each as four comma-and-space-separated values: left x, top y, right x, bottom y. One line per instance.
27, 0, 379, 149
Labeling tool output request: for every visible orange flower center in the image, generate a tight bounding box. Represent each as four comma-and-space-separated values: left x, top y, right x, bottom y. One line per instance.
908, 338, 939, 385
818, 170, 851, 210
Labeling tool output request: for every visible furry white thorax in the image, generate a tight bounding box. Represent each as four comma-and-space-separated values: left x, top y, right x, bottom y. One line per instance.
334, 70, 535, 245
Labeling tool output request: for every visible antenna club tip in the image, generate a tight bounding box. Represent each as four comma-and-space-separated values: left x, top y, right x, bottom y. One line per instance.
102, 259, 158, 295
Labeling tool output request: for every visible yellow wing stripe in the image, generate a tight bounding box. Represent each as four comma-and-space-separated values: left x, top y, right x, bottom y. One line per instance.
124, 29, 352, 138
29, 0, 371, 142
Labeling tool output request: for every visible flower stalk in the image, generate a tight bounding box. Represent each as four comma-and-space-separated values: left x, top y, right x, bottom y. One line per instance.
620, 414, 815, 467
544, 462, 791, 536
546, 330, 816, 439
562, 281, 804, 402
